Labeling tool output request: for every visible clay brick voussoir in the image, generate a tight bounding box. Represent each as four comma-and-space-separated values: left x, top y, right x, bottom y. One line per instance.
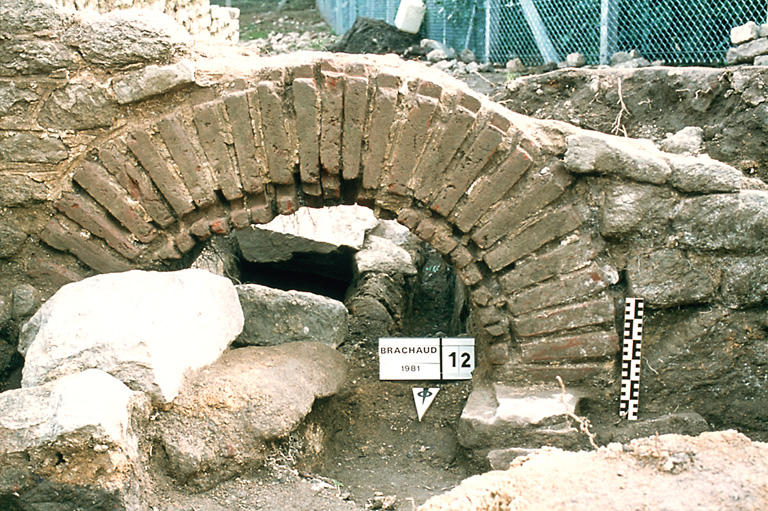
157, 114, 216, 207
361, 74, 400, 191
292, 78, 321, 187
73, 160, 157, 243
342, 74, 370, 180
127, 130, 195, 216
98, 145, 175, 228
224, 91, 266, 195
192, 100, 243, 201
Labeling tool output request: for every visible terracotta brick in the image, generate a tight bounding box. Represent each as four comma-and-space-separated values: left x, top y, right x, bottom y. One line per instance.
520, 330, 619, 364
246, 192, 274, 224
483, 205, 583, 272
430, 223, 459, 255
396, 208, 420, 229
499, 236, 603, 293
457, 263, 483, 285
470, 285, 495, 306
55, 192, 141, 260
127, 131, 195, 216
494, 360, 615, 385
507, 263, 617, 315
450, 244, 474, 268
385, 92, 439, 196
321, 170, 341, 200
229, 201, 250, 229
319, 71, 344, 176
154, 237, 181, 260
257, 81, 296, 184
430, 123, 504, 216
40, 217, 131, 273
361, 82, 398, 190
411, 102, 476, 203
484, 322, 509, 337
98, 146, 174, 228
342, 75, 369, 180
292, 78, 321, 184
175, 230, 196, 253
157, 114, 216, 207
472, 163, 572, 249
275, 184, 298, 215
189, 217, 212, 239
224, 91, 266, 194
192, 100, 243, 200
209, 217, 230, 235
452, 147, 532, 233
73, 161, 157, 242
414, 217, 437, 241
475, 305, 505, 327
512, 295, 615, 338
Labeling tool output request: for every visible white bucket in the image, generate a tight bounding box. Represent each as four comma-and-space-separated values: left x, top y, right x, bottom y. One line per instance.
394, 0, 426, 34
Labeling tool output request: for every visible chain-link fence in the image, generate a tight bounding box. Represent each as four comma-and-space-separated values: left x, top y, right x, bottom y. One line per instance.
317, 0, 768, 65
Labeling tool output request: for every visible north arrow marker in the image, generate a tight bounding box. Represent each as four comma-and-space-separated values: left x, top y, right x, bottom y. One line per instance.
412, 387, 439, 421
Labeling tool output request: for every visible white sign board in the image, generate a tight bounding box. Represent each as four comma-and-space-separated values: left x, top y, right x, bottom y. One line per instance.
378, 337, 474, 380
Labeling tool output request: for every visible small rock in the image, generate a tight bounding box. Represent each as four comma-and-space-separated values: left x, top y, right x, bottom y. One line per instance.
65, 9, 191, 67
236, 205, 377, 263
627, 249, 718, 307
610, 50, 633, 65
466, 61, 479, 73
420, 38, 446, 53
731, 21, 760, 45
11, 284, 38, 319
487, 447, 538, 470
761, 23, 768, 38
457, 384, 584, 452
726, 37, 768, 64
190, 235, 240, 280
0, 132, 68, 163
157, 342, 347, 489
19, 269, 244, 403
0, 369, 148, 509
0, 219, 28, 259
0, 175, 47, 206
658, 126, 703, 155
478, 62, 495, 72
754, 54, 768, 66
236, 284, 348, 348
427, 48, 449, 62
432, 59, 454, 71
355, 235, 417, 276
367, 494, 397, 510
112, 60, 195, 104
37, 82, 118, 130
459, 48, 476, 63
566, 52, 586, 67
506, 57, 525, 73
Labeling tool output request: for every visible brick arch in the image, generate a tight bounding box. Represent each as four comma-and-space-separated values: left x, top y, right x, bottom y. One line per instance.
41, 54, 617, 385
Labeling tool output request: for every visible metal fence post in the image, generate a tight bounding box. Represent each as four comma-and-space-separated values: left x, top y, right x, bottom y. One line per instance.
600, 0, 618, 64
519, 0, 559, 63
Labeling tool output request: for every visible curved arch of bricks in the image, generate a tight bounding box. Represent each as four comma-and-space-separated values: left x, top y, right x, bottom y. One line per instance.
42, 54, 617, 385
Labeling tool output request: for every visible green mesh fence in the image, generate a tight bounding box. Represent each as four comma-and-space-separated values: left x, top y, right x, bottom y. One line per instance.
316, 0, 768, 65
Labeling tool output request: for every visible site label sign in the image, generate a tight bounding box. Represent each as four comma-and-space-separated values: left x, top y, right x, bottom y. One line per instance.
378, 337, 474, 380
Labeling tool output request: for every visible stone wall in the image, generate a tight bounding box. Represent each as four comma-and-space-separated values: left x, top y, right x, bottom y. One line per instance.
1, 0, 766, 439
50, 0, 239, 42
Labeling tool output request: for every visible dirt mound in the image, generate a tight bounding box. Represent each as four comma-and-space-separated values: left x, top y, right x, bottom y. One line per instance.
329, 17, 419, 55
502, 66, 768, 183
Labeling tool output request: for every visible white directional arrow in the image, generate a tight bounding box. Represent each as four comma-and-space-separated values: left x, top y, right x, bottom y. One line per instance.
412, 387, 439, 421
